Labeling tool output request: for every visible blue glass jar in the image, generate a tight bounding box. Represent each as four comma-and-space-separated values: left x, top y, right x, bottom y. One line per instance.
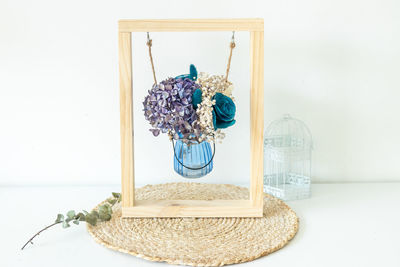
173, 140, 213, 178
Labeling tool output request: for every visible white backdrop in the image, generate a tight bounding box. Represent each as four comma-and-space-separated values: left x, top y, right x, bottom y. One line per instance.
1, 0, 399, 186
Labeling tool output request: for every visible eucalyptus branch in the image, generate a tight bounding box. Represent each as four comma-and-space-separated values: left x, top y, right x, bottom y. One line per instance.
21, 222, 61, 250
21, 192, 121, 250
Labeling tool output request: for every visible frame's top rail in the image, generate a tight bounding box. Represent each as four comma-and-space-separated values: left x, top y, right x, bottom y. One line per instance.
118, 19, 264, 32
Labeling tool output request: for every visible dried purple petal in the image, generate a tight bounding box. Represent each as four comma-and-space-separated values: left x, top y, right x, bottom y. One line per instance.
162, 91, 169, 99
143, 77, 202, 142
149, 129, 160, 136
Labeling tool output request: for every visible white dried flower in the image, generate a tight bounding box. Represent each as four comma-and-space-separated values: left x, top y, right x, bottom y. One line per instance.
195, 72, 235, 142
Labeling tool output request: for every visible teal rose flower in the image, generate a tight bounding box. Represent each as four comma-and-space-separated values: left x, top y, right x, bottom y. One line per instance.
212, 93, 236, 129
192, 88, 202, 109
175, 64, 198, 81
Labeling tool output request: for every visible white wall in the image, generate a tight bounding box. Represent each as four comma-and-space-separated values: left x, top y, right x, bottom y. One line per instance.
1, 0, 399, 186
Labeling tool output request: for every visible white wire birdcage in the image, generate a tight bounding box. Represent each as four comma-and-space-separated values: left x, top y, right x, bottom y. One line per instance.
264, 114, 312, 200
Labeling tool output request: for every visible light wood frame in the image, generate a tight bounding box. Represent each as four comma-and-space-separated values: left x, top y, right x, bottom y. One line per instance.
119, 19, 264, 217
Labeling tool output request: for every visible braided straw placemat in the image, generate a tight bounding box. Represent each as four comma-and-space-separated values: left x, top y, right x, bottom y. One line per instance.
87, 183, 299, 266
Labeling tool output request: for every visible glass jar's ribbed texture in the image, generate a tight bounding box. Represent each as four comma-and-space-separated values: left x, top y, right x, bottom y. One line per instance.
174, 140, 213, 178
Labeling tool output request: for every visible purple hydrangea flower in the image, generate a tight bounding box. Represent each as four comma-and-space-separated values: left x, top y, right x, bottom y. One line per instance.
143, 78, 202, 142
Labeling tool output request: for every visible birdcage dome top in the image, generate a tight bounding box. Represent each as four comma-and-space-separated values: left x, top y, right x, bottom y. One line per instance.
264, 114, 313, 150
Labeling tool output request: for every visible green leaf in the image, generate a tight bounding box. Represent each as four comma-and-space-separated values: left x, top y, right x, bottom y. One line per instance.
55, 214, 64, 223
76, 212, 86, 221
73, 220, 79, 225
98, 204, 112, 221
99, 212, 111, 221
99, 204, 111, 213
62, 221, 70, 228
107, 198, 117, 205
91, 210, 99, 217
112, 192, 121, 199
67, 210, 75, 219
99, 211, 111, 221
85, 213, 98, 226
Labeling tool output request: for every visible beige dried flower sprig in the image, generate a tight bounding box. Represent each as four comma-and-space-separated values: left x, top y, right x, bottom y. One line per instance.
196, 72, 234, 142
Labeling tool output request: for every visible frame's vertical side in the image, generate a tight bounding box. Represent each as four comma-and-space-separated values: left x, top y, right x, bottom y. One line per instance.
249, 31, 264, 211
119, 32, 135, 208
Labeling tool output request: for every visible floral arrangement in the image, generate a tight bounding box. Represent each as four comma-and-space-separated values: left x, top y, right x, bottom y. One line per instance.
143, 65, 236, 144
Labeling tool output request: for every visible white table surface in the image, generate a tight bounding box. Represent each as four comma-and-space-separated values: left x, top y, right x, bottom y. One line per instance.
2, 183, 400, 267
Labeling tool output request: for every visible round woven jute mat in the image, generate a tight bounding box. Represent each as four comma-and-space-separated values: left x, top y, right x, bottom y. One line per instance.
87, 183, 298, 266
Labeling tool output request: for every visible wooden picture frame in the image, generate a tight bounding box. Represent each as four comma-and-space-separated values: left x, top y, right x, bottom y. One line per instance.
119, 19, 264, 217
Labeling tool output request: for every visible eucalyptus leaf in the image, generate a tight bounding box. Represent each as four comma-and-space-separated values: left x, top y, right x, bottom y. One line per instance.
99, 204, 111, 214
62, 221, 70, 228
66, 210, 75, 219
112, 192, 121, 199
76, 212, 86, 221
55, 214, 64, 223
98, 204, 112, 221
85, 213, 98, 226
91, 210, 99, 217
99, 212, 111, 221
107, 199, 117, 205
22, 192, 124, 250
111, 192, 122, 203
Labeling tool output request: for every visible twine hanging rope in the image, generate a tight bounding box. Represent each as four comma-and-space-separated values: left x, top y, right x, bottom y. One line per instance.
146, 31, 236, 85
224, 31, 236, 82
146, 32, 157, 85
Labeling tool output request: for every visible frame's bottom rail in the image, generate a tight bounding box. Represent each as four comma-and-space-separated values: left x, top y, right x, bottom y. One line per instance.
122, 199, 263, 218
